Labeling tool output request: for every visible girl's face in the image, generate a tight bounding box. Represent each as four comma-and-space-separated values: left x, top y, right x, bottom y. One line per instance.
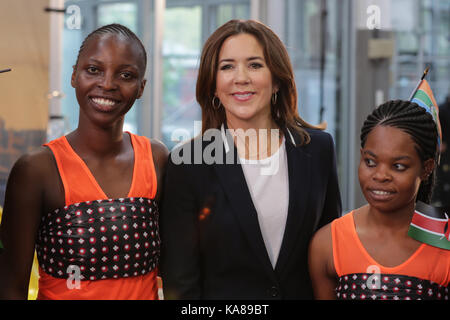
215, 33, 278, 128
358, 125, 433, 214
71, 34, 146, 127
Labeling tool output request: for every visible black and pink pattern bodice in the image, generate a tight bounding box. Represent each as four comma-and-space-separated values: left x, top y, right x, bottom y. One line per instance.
36, 197, 160, 281
336, 273, 449, 300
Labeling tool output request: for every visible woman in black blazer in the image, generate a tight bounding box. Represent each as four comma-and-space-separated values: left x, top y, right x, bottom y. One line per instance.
160, 19, 342, 300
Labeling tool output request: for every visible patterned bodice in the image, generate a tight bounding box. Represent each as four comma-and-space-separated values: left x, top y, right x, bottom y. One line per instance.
336, 273, 449, 300
36, 197, 160, 281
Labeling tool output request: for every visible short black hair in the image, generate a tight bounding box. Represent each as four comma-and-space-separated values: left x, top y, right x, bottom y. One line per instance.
360, 99, 439, 203
75, 23, 147, 72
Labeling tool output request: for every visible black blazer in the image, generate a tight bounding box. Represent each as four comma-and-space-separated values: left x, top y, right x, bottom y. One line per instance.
160, 127, 342, 299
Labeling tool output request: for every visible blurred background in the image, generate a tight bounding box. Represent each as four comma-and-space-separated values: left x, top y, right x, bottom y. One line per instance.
0, 0, 449, 214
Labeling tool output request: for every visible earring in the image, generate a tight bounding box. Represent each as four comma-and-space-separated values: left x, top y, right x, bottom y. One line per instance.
271, 92, 278, 105
276, 109, 281, 119
212, 96, 222, 110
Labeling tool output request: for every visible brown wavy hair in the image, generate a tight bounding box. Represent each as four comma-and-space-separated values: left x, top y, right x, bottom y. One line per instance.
196, 19, 322, 146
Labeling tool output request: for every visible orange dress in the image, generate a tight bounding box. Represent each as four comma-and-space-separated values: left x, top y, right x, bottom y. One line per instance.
331, 211, 450, 300
36, 133, 159, 300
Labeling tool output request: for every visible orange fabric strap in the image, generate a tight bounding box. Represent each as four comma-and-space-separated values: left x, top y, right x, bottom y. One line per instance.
44, 133, 157, 205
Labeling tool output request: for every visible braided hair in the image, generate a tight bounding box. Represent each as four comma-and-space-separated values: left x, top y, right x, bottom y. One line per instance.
360, 100, 439, 204
75, 24, 147, 73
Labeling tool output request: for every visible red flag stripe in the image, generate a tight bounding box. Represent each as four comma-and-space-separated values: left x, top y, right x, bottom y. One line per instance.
411, 211, 447, 234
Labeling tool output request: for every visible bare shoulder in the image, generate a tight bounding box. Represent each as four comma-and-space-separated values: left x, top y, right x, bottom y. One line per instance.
310, 222, 333, 253
150, 138, 169, 159
150, 138, 169, 169
3, 146, 58, 221
309, 222, 334, 274
149, 139, 169, 202
10, 146, 55, 179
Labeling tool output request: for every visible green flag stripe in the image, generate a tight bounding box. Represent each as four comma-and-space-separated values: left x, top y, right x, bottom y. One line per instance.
413, 90, 434, 108
409, 225, 450, 250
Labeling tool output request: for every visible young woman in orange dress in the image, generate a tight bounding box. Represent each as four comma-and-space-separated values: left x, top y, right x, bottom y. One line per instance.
0, 24, 168, 299
309, 100, 450, 300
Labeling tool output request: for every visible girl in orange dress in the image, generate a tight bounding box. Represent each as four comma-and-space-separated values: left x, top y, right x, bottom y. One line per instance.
309, 100, 449, 300
0, 24, 168, 299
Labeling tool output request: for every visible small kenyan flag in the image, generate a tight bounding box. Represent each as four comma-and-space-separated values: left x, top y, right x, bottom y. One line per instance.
409, 201, 450, 250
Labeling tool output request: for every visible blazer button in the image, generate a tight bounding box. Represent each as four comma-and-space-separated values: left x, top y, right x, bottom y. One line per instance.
269, 286, 279, 298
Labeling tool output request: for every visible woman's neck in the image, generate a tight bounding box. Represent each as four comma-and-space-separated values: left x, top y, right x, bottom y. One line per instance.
68, 121, 126, 158
226, 117, 282, 160
365, 201, 416, 236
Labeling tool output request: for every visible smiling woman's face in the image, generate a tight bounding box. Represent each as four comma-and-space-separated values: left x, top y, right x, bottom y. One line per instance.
215, 33, 278, 129
358, 125, 429, 214
71, 33, 146, 127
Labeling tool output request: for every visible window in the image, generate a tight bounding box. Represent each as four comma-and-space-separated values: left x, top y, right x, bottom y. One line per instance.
391, 0, 450, 104
285, 0, 343, 139
161, 5, 202, 149
284, 0, 349, 208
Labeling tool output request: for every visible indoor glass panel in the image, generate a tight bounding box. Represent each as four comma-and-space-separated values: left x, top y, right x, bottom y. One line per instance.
162, 6, 202, 149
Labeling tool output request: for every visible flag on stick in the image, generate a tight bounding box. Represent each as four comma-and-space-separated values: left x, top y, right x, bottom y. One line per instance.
407, 69, 448, 249
409, 68, 443, 151
409, 201, 450, 250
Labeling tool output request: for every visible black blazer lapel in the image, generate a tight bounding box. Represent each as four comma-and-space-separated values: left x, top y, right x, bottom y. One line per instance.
212, 133, 275, 276
275, 136, 312, 274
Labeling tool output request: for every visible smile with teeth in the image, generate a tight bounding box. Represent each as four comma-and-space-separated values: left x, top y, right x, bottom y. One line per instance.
91, 97, 117, 107
233, 92, 254, 100
371, 190, 394, 196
